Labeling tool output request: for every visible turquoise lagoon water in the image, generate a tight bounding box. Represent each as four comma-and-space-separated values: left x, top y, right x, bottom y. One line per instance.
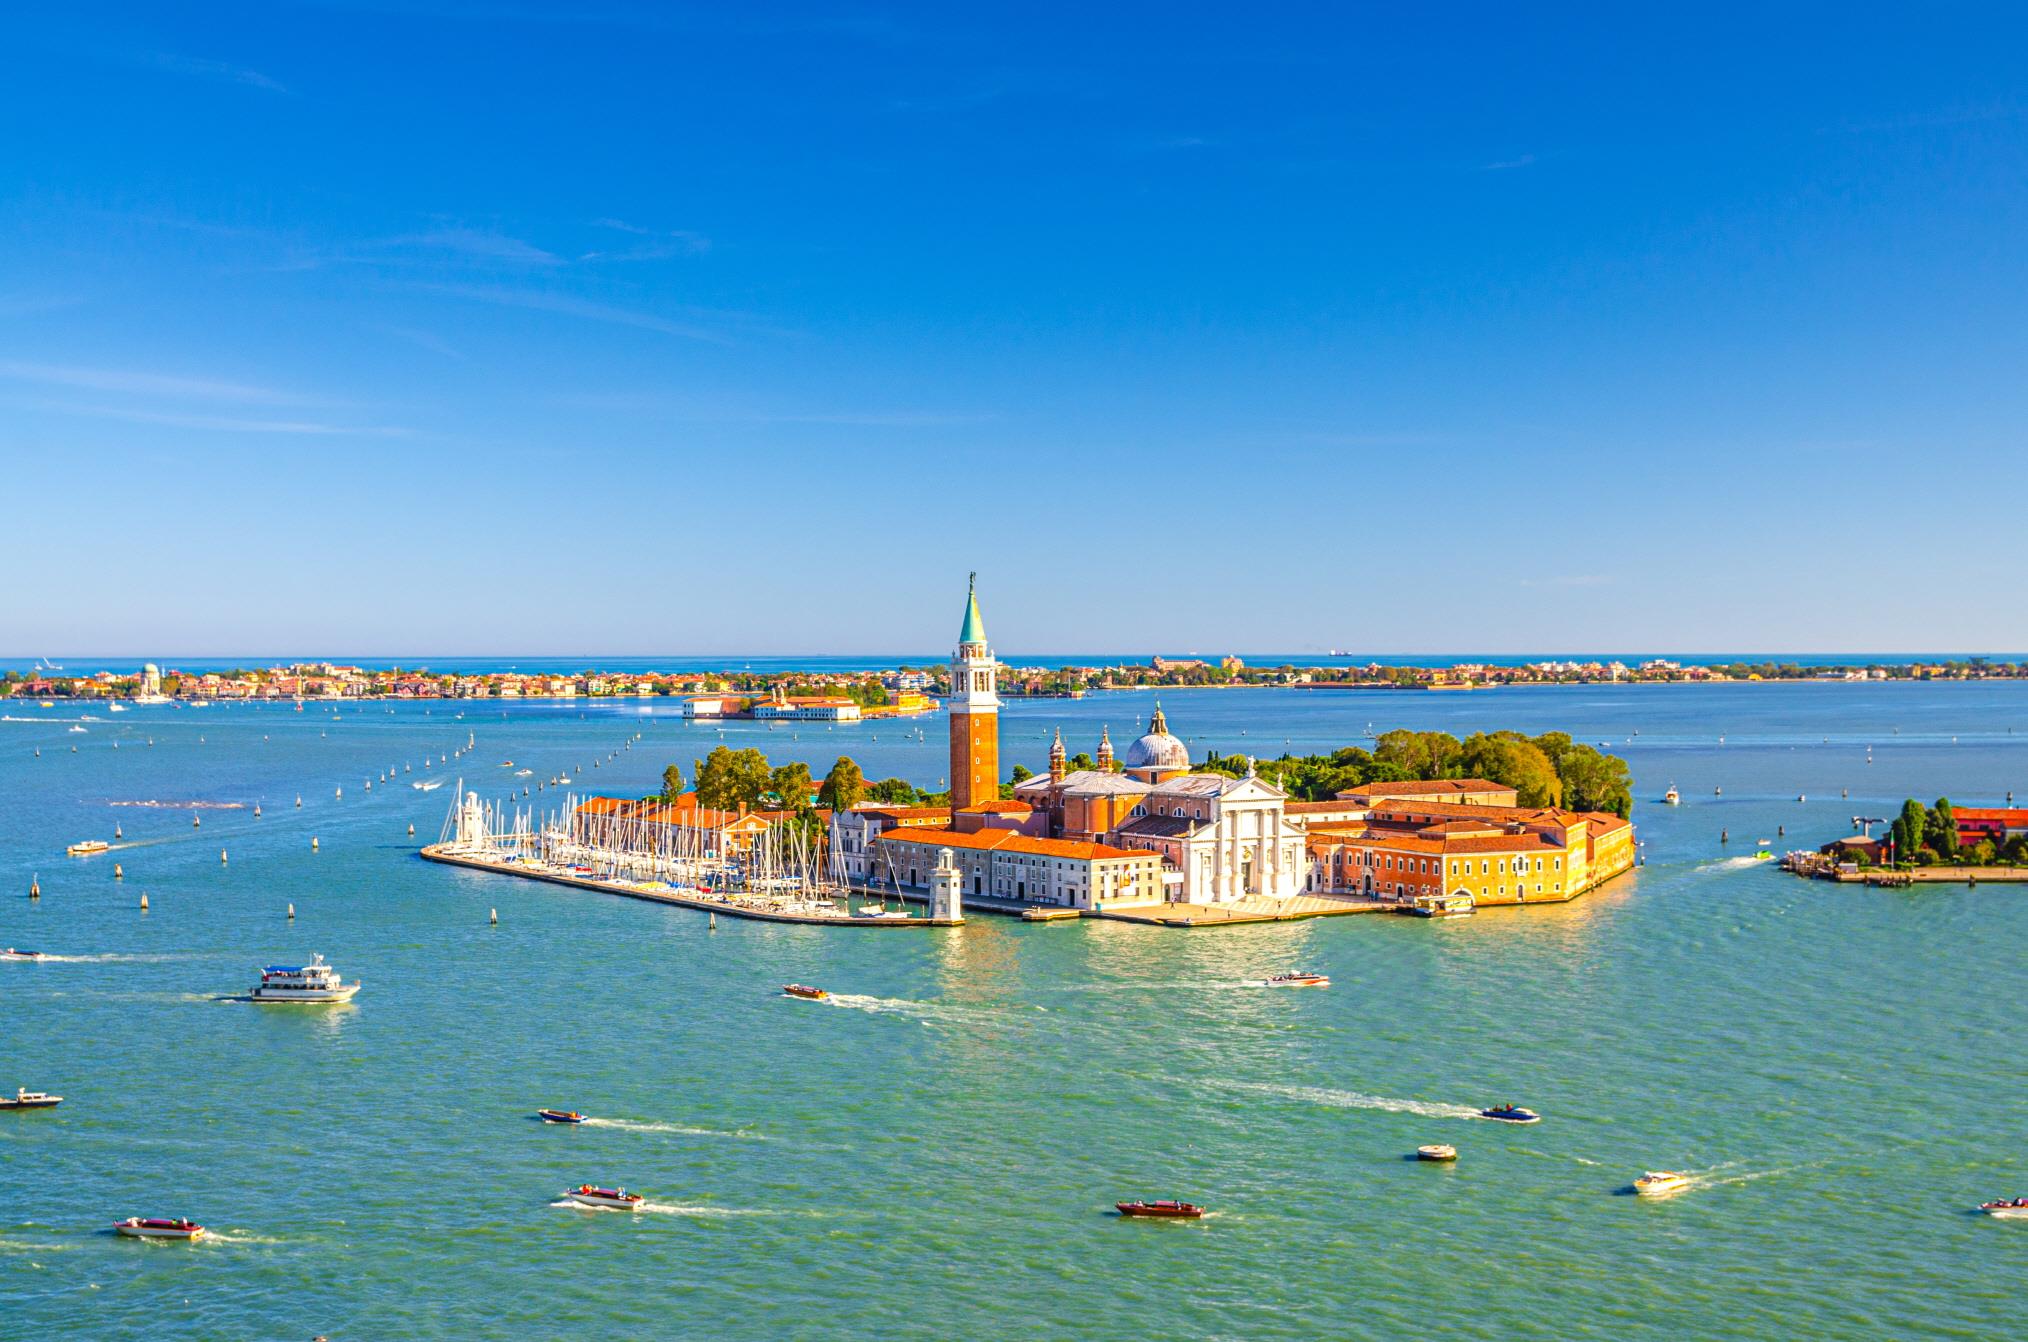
1, 683, 2024, 1339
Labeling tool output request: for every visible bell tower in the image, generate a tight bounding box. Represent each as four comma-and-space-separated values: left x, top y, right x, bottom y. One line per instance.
948, 573, 1000, 810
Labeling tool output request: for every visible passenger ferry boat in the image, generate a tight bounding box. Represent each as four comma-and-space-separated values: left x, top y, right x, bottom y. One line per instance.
1, 1088, 63, 1110
66, 840, 111, 856
782, 984, 829, 1001
1260, 971, 1330, 988
250, 954, 360, 1003
1408, 891, 1475, 918
1116, 1199, 1204, 1219
1635, 1171, 1694, 1197
114, 1216, 204, 1240
564, 1184, 644, 1210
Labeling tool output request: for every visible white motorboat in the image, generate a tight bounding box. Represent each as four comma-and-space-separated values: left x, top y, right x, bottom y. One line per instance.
1980, 1197, 2028, 1220
1662, 786, 1680, 805
1635, 1171, 1694, 1198
114, 1216, 205, 1240
1, 1088, 63, 1110
1260, 971, 1330, 987
564, 1184, 644, 1210
250, 953, 360, 1003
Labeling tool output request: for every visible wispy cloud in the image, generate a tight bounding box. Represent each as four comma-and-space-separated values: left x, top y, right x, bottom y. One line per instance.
580, 219, 711, 262
382, 227, 562, 265
377, 326, 468, 361
35, 403, 411, 437
136, 52, 289, 94
412, 283, 734, 342
1479, 153, 1536, 172
0, 359, 305, 405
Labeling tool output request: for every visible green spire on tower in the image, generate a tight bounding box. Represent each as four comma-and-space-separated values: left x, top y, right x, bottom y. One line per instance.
958, 572, 987, 646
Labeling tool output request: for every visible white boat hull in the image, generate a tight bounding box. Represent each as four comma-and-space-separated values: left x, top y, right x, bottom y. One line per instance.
251, 983, 360, 1003
115, 1223, 204, 1240
565, 1193, 643, 1210
1984, 1205, 2028, 1220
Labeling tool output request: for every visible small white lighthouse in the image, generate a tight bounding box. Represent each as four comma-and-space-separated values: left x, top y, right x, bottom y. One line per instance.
929, 846, 964, 924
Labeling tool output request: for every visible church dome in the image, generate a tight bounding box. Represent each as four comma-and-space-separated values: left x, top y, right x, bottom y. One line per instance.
1121, 704, 1189, 773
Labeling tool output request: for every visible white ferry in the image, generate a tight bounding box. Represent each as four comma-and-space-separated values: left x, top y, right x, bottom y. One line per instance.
250, 953, 360, 1003
66, 839, 111, 856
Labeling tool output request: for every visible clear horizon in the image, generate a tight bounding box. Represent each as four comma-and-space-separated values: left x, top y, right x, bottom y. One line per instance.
5, 4, 2027, 652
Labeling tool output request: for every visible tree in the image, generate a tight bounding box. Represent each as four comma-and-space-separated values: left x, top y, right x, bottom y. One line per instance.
694, 746, 771, 811
659, 763, 685, 801
770, 761, 815, 810
819, 757, 866, 812
1009, 763, 1033, 784
1889, 798, 1927, 864
1556, 745, 1633, 818
1373, 729, 1462, 779
868, 777, 920, 805
1460, 732, 1562, 807
1068, 752, 1096, 772
1927, 798, 1957, 860
1531, 731, 1574, 771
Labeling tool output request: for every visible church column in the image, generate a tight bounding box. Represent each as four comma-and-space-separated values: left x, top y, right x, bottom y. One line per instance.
1229, 812, 1241, 900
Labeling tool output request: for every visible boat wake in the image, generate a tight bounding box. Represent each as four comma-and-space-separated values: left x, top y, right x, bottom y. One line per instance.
206, 1230, 284, 1245
1696, 857, 1769, 873
820, 993, 994, 1026
1228, 1080, 1484, 1121
15, 953, 203, 964
548, 1198, 774, 1217
107, 800, 248, 810
581, 1117, 766, 1141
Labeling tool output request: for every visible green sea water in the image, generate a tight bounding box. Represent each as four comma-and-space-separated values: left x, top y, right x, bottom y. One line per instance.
1, 685, 2023, 1339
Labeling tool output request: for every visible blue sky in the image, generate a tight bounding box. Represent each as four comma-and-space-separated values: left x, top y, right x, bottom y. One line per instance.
4, 3, 2026, 657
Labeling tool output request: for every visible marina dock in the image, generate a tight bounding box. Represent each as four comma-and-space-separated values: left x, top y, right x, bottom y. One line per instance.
419, 844, 963, 927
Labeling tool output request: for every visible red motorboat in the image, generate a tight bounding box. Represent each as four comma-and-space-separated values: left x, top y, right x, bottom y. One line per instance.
114, 1216, 205, 1240
782, 984, 829, 1001
1116, 1199, 1205, 1219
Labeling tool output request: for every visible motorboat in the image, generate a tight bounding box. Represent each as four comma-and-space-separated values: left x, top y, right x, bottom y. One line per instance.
66, 840, 111, 856
250, 953, 360, 1003
114, 1216, 204, 1240
1, 1088, 63, 1110
782, 984, 829, 1001
1408, 892, 1475, 918
1635, 1171, 1694, 1197
564, 1184, 644, 1210
2, 948, 47, 961
538, 1109, 586, 1124
1260, 972, 1330, 988
1116, 1200, 1204, 1219
1416, 1144, 1458, 1162
1479, 1105, 1541, 1124
1662, 786, 1680, 805
1979, 1197, 2028, 1219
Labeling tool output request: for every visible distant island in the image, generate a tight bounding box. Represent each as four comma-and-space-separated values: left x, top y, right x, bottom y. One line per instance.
7, 654, 2025, 704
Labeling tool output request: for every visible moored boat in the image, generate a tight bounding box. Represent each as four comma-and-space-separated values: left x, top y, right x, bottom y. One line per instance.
538, 1109, 585, 1124
1, 1088, 63, 1110
1261, 971, 1329, 988
114, 1216, 204, 1240
782, 984, 829, 1001
1408, 891, 1475, 918
250, 953, 360, 1003
1479, 1104, 1541, 1124
1416, 1144, 1458, 1162
1635, 1171, 1694, 1197
564, 1184, 643, 1210
1980, 1197, 2028, 1219
1116, 1199, 1204, 1219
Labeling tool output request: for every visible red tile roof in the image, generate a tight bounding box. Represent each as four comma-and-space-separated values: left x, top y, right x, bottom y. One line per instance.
876, 827, 1150, 862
